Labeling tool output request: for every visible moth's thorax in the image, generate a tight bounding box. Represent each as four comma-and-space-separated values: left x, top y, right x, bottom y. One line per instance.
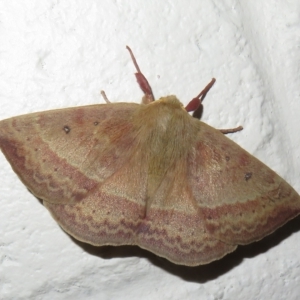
132, 96, 200, 201
134, 96, 199, 153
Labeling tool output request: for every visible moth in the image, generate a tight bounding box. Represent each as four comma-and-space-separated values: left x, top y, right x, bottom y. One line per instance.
0, 46, 299, 266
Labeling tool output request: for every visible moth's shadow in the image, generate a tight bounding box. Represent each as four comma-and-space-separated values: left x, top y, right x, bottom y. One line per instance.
71, 216, 300, 283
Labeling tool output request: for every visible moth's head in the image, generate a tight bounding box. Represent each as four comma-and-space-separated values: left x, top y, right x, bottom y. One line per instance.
142, 95, 186, 117
137, 95, 191, 128
155, 96, 185, 110
149, 95, 203, 120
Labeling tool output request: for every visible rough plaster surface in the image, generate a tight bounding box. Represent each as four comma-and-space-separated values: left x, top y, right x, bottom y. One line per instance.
0, 1, 300, 299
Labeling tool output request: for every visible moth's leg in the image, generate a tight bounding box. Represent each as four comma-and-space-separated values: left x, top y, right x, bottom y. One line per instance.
219, 126, 243, 134
100, 90, 111, 104
185, 78, 243, 134
126, 46, 155, 104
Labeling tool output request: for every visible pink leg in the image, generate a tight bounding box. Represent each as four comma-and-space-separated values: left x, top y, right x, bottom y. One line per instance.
219, 126, 243, 134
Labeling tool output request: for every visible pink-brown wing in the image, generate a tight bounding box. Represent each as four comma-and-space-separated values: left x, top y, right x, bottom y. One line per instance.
44, 144, 149, 251
1, 93, 234, 266
44, 151, 237, 266
130, 158, 238, 266
188, 122, 300, 245
0, 103, 142, 204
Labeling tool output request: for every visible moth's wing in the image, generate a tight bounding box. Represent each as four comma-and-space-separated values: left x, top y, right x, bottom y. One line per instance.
28, 106, 236, 265
131, 159, 238, 266
189, 122, 300, 245
44, 154, 237, 266
44, 143, 148, 250
0, 103, 142, 204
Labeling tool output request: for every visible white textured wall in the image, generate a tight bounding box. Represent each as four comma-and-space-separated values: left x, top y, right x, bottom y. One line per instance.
1, 1, 300, 299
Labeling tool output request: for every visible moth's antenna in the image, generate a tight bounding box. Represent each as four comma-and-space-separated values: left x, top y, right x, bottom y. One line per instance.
195, 78, 216, 102
185, 78, 243, 134
126, 46, 155, 104
185, 78, 216, 113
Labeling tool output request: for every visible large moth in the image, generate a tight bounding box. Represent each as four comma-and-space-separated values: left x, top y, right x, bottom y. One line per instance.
0, 46, 299, 266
